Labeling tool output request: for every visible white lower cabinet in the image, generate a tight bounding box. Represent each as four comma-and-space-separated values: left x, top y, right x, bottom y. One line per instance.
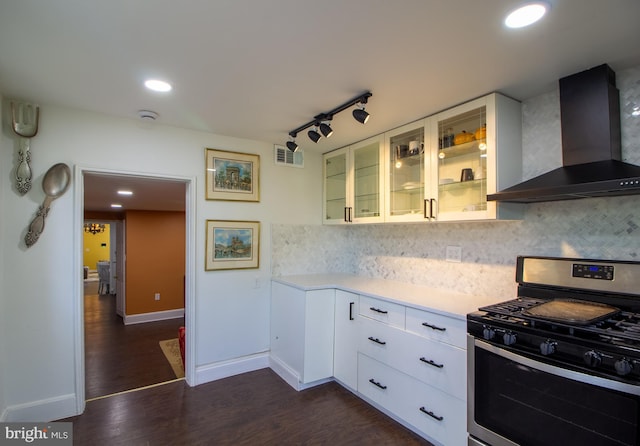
270, 281, 335, 389
333, 290, 359, 390
357, 297, 467, 446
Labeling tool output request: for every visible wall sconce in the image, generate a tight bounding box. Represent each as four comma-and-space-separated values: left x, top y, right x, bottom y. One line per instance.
286, 92, 372, 151
84, 223, 106, 235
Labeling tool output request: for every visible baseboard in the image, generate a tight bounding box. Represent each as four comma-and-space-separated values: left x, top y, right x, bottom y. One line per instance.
124, 308, 185, 325
194, 352, 269, 386
1, 393, 77, 422
268, 355, 333, 391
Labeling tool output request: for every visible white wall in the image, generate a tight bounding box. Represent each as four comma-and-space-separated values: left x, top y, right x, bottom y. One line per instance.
0, 103, 321, 421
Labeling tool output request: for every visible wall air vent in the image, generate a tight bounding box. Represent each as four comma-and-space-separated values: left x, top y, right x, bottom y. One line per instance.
274, 145, 304, 168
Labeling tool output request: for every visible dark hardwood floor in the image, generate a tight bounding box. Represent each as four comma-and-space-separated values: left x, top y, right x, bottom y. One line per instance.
72, 281, 433, 445
83, 280, 185, 399
62, 368, 432, 445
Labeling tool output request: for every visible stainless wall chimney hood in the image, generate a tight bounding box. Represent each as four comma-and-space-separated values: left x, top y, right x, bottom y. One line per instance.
488, 64, 640, 203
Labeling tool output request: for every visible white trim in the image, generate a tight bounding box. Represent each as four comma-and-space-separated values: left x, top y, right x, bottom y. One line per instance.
124, 308, 185, 325
74, 166, 197, 417
268, 355, 333, 391
195, 352, 270, 386
2, 394, 77, 422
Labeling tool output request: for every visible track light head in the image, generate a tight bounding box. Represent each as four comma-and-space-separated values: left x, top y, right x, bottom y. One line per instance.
319, 121, 333, 138
353, 107, 370, 124
308, 124, 322, 143
286, 140, 298, 152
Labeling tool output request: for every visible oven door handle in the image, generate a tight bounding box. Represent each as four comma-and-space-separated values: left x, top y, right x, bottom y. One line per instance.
472, 337, 640, 396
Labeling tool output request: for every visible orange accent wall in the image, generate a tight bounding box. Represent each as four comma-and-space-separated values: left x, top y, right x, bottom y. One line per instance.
125, 210, 185, 315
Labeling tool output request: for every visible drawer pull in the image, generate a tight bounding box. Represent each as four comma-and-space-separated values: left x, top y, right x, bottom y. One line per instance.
419, 357, 444, 368
369, 378, 387, 390
422, 322, 446, 331
349, 302, 355, 321
370, 307, 388, 314
368, 336, 387, 345
419, 406, 443, 421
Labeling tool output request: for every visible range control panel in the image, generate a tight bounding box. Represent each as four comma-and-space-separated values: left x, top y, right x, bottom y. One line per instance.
572, 263, 614, 281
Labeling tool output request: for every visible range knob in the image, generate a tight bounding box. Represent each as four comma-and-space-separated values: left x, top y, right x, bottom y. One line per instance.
615, 358, 634, 376
584, 350, 602, 368
482, 326, 495, 341
540, 340, 556, 356
503, 332, 517, 346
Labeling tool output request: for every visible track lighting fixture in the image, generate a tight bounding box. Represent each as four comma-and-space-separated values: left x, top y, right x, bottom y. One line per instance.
286, 92, 372, 150
308, 125, 322, 143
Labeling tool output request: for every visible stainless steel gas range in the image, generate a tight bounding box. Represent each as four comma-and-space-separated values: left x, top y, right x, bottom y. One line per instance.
467, 256, 640, 446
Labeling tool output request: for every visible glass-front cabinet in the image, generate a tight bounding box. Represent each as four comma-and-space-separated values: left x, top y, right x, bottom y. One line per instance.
429, 93, 523, 221
385, 120, 430, 222
323, 135, 384, 224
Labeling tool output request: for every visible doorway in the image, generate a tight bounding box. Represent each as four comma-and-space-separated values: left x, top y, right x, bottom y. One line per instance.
75, 167, 195, 410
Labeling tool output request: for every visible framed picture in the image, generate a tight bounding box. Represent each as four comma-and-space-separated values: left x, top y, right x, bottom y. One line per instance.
205, 220, 260, 271
205, 148, 260, 202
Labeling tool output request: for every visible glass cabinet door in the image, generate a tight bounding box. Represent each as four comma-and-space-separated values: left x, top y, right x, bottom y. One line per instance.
434, 104, 488, 218
386, 121, 427, 221
323, 148, 348, 223
351, 137, 383, 223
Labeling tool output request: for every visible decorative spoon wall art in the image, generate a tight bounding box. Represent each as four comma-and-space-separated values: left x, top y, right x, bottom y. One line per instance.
24, 163, 71, 247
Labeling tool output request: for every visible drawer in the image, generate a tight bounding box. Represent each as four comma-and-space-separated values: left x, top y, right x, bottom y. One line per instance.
358, 317, 404, 367
399, 372, 467, 446
357, 353, 404, 414
358, 353, 466, 446
359, 295, 405, 328
405, 306, 466, 348
395, 330, 467, 401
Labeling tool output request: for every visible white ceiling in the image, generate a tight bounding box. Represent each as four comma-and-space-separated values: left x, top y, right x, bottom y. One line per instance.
2, 0, 640, 212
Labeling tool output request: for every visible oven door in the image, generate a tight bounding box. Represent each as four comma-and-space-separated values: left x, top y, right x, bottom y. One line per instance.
468, 335, 640, 446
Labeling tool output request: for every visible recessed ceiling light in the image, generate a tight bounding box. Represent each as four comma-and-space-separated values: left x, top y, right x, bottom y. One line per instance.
144, 79, 172, 92
111, 204, 123, 208
504, 2, 549, 28
117, 190, 133, 196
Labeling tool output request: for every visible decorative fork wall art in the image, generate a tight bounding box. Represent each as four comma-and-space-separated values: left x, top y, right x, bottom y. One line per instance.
11, 101, 40, 195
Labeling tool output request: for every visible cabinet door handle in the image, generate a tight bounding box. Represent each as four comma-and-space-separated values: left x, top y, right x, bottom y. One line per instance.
423, 198, 428, 219
430, 198, 437, 219
369, 378, 387, 390
420, 357, 444, 368
344, 207, 349, 222
370, 307, 388, 314
422, 322, 446, 331
349, 302, 354, 321
348, 207, 353, 222
368, 336, 386, 345
419, 406, 443, 421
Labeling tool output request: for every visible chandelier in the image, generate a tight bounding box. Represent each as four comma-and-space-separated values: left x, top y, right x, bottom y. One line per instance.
84, 223, 106, 235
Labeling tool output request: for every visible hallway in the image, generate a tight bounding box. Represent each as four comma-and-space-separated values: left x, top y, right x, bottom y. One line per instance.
84, 280, 185, 399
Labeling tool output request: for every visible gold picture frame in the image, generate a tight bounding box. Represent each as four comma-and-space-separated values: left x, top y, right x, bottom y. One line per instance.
205, 148, 260, 202
205, 220, 260, 271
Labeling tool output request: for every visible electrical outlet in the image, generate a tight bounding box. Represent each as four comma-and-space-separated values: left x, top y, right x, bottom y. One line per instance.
154, 293, 160, 300
446, 245, 462, 263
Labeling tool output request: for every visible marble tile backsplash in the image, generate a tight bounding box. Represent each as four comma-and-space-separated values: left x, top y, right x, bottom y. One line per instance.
271, 65, 640, 302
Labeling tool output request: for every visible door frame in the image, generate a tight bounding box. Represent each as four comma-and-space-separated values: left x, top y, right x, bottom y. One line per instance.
73, 166, 196, 415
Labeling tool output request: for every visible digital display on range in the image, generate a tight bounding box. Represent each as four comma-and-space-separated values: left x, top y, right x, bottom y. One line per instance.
572, 263, 614, 280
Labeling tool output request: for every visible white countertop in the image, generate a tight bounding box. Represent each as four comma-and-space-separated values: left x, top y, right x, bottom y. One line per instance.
272, 274, 507, 321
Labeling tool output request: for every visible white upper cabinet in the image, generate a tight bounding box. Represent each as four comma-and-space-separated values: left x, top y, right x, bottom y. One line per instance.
428, 93, 523, 221
324, 92, 523, 224
385, 119, 430, 222
323, 135, 385, 224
